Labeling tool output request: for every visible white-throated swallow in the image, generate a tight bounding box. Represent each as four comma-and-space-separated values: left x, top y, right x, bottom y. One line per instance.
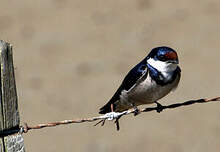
99, 46, 181, 114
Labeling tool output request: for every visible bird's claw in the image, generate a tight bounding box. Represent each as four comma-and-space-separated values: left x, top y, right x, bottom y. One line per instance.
133, 107, 140, 116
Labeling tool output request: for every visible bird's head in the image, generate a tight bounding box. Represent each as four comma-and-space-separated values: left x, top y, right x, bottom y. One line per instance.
146, 46, 179, 73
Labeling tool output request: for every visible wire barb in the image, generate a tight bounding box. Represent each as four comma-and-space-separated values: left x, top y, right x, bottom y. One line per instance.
20, 96, 220, 133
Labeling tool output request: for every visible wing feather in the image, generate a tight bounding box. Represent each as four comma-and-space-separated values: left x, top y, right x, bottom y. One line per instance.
99, 60, 147, 114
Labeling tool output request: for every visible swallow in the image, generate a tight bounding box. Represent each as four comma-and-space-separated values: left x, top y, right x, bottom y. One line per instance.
99, 46, 181, 115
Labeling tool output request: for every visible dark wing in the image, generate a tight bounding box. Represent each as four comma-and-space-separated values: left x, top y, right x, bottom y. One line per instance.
171, 66, 181, 91
99, 60, 147, 114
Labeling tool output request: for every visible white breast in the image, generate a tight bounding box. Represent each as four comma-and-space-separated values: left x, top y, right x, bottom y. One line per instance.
119, 72, 180, 107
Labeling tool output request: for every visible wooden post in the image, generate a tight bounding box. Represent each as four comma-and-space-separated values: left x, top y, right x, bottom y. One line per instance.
0, 40, 25, 152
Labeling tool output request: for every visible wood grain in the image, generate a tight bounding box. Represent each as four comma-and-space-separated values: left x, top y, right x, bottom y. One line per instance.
0, 40, 25, 152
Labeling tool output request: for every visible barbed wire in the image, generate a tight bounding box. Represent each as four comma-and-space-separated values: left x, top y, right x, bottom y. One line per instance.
20, 96, 220, 133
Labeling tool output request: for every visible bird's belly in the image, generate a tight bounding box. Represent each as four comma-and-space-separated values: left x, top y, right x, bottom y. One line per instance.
125, 77, 176, 105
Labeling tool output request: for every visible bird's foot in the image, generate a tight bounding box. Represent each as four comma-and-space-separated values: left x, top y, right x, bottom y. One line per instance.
133, 106, 140, 116
155, 101, 164, 113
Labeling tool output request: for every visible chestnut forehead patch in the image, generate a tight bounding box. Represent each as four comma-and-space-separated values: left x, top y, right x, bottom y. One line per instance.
164, 52, 178, 60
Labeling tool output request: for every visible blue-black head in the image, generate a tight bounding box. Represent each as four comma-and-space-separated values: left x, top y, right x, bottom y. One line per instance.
147, 46, 179, 64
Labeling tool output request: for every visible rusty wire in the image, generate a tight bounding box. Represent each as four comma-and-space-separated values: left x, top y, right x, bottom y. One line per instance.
20, 96, 220, 133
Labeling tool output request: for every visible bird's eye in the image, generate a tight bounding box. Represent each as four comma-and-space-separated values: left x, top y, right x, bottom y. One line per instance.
158, 55, 166, 61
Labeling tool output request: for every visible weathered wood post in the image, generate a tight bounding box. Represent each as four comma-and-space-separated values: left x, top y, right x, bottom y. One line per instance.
0, 40, 25, 152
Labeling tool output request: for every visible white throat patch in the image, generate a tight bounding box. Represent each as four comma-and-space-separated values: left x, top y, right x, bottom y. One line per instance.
147, 58, 178, 79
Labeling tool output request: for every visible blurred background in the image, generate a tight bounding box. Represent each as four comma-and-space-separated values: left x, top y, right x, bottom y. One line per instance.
1, 0, 220, 151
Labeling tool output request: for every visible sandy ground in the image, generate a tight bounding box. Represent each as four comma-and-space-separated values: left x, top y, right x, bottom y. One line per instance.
1, 0, 220, 151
